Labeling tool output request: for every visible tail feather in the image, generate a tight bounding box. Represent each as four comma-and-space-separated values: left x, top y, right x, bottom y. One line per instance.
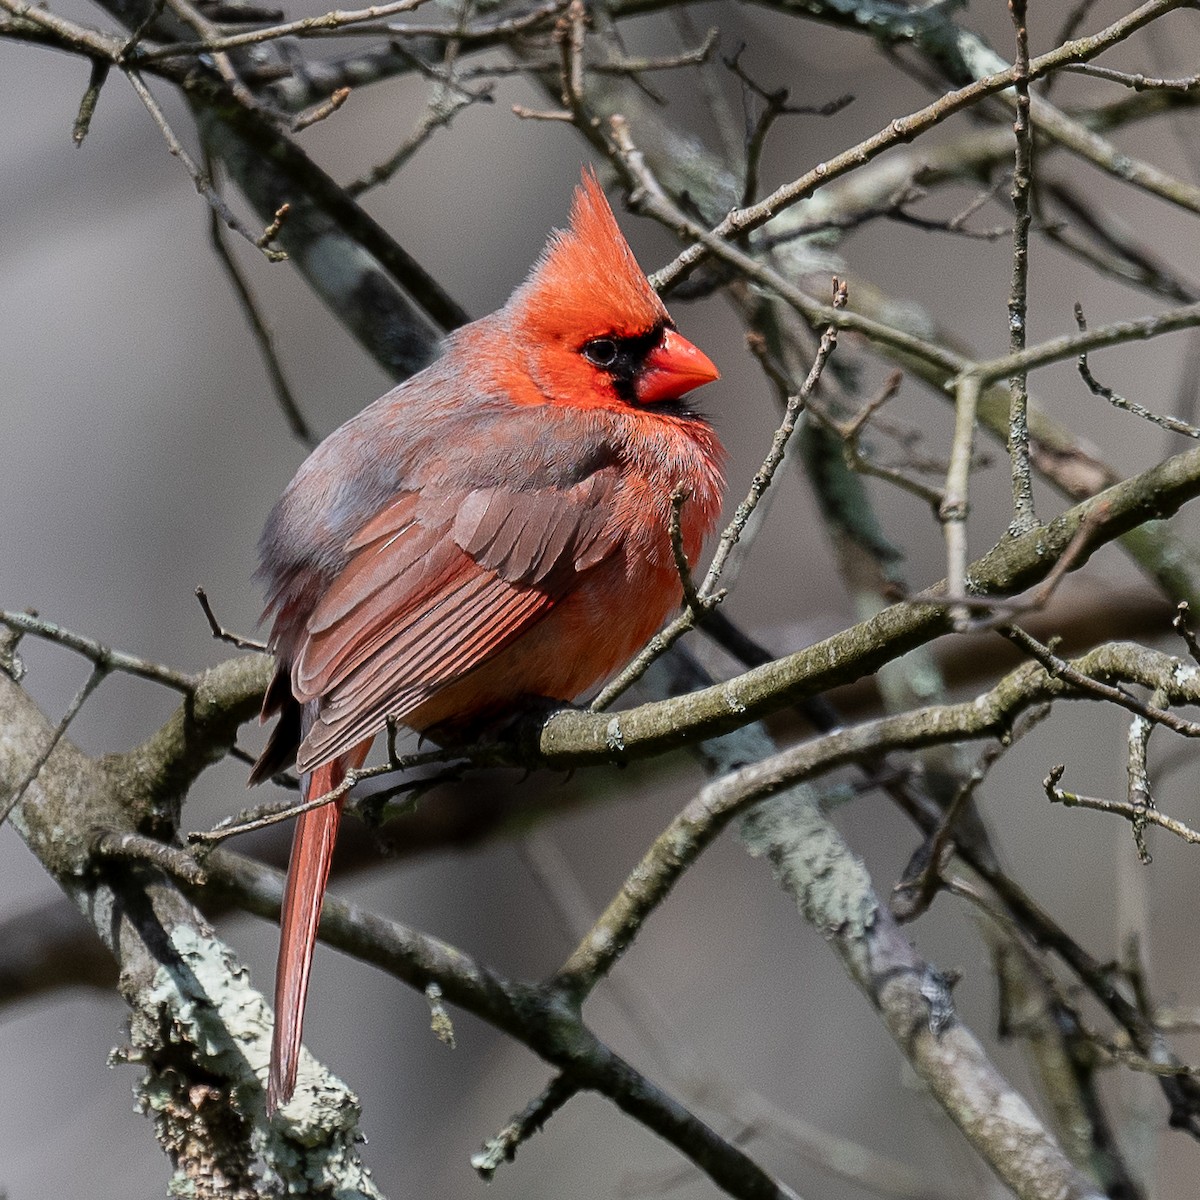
248, 689, 302, 786
266, 741, 370, 1114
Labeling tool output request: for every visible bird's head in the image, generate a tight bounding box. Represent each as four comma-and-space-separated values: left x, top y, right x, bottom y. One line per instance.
502, 170, 719, 414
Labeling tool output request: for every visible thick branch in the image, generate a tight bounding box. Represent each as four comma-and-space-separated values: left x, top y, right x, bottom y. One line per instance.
110, 442, 1200, 822
200, 849, 801, 1200
0, 669, 378, 1196
539, 443, 1200, 765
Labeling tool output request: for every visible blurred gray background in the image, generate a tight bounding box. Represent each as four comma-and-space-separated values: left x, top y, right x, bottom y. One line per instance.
3, 2, 1200, 1197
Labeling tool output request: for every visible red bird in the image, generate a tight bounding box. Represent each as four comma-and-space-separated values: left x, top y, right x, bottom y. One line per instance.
251, 172, 724, 1112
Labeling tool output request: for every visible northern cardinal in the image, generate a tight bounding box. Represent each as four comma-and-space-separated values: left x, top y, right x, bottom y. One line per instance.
251, 171, 724, 1112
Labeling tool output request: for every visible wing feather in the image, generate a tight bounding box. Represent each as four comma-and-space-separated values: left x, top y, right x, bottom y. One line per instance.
298, 579, 551, 770
289, 465, 628, 773
322, 572, 511, 706
344, 491, 422, 553
337, 583, 545, 717
297, 550, 488, 696
453, 475, 619, 585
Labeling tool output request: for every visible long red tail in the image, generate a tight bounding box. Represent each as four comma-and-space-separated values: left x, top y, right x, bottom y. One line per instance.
267, 740, 370, 1113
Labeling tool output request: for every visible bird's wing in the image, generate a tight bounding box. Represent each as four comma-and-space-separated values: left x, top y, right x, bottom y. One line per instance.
290, 468, 624, 772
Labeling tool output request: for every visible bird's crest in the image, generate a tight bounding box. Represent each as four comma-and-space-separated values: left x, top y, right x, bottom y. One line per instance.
509, 169, 668, 341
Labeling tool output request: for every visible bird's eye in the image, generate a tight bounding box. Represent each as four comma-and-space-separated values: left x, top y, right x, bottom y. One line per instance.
582, 338, 619, 368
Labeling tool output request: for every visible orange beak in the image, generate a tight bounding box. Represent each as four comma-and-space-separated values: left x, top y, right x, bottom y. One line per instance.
636, 328, 720, 405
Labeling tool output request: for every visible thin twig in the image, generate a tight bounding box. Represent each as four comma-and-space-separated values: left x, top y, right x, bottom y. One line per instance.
919, 502, 1114, 630
1003, 625, 1200, 737
1173, 602, 1200, 663
1025, 89, 1200, 223
557, 640, 1200, 1003
119, 0, 165, 58
1008, 0, 1036, 535
1126, 704, 1157, 863
516, 832, 947, 1200
511, 105, 573, 121
0, 665, 106, 827
637, 160, 1200, 403
472, 1075, 579, 1180
964, 295, 1200, 393
133, 0, 460, 58
940, 372, 981, 629
1045, 764, 1200, 849
191, 743, 480, 848
0, 610, 195, 691
1074, 303, 1200, 438
650, 0, 1186, 292
202, 152, 313, 447
189, 791, 339, 850
667, 486, 702, 616
346, 80, 487, 196
124, 70, 287, 262
1016, 504, 1108, 614
195, 587, 269, 652
889, 193, 1015, 242
595, 27, 718, 76
700, 277, 847, 595
72, 58, 109, 146
806, 371, 945, 508
1059, 63, 1200, 90
543, 443, 1200, 769
162, 0, 261, 113
185, 852, 800, 1200
724, 43, 852, 207
256, 202, 289, 249
292, 85, 350, 133
1039, 179, 1199, 306
892, 705, 1050, 921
